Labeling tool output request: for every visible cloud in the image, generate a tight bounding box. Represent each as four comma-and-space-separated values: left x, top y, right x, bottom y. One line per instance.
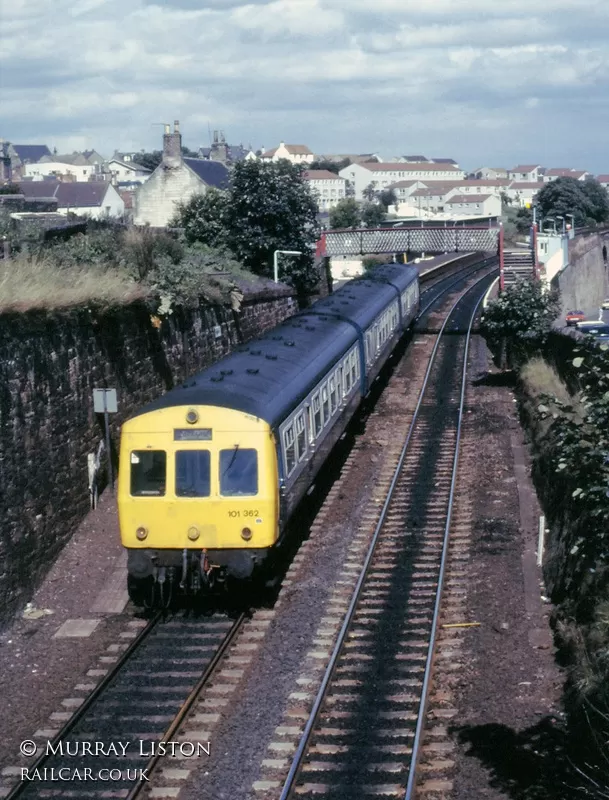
1, 0, 608, 171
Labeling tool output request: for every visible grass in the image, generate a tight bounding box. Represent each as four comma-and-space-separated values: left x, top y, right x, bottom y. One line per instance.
0, 254, 146, 313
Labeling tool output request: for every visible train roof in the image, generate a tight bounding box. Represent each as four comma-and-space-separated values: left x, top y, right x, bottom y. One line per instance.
130, 264, 419, 429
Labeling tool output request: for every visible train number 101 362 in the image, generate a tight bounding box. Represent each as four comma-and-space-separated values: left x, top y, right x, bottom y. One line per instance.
228, 510, 259, 518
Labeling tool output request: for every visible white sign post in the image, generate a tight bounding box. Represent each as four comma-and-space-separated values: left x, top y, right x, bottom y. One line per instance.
93, 388, 118, 494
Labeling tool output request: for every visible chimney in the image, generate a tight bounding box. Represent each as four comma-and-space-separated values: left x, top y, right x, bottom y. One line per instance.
163, 119, 182, 168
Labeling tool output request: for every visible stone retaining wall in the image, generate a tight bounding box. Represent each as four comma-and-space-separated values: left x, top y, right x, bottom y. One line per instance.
0, 287, 296, 623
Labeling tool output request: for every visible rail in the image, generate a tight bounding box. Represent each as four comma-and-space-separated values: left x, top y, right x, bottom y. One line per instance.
278, 269, 495, 798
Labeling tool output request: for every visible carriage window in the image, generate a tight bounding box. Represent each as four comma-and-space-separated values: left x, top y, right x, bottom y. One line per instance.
343, 359, 352, 393
350, 350, 358, 384
283, 426, 296, 475
295, 413, 307, 461
329, 375, 338, 414
321, 385, 330, 425
131, 450, 166, 496
176, 451, 210, 497
220, 448, 258, 495
312, 393, 323, 436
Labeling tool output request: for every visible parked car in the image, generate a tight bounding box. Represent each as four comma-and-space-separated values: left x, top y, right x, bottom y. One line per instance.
566, 310, 586, 326
601, 298, 609, 310
576, 321, 609, 343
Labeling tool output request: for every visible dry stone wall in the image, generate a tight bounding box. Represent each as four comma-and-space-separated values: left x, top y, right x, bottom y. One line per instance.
0, 287, 296, 623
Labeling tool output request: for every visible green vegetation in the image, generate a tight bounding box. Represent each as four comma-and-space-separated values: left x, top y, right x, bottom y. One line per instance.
0, 253, 143, 313
536, 176, 609, 227
0, 223, 258, 313
329, 198, 361, 229
328, 197, 388, 230
307, 158, 350, 174
172, 159, 321, 297
480, 280, 560, 368
484, 282, 609, 793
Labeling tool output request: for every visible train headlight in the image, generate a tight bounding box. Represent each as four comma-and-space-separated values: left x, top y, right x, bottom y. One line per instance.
186, 409, 199, 424
188, 526, 200, 541
241, 527, 253, 541
136, 526, 148, 541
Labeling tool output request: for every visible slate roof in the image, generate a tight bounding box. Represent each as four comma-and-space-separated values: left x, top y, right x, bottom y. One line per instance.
508, 181, 545, 189
545, 168, 587, 179
303, 170, 344, 180
510, 165, 541, 172
431, 158, 458, 165
19, 181, 113, 207
11, 144, 52, 163
400, 155, 428, 162
183, 158, 229, 189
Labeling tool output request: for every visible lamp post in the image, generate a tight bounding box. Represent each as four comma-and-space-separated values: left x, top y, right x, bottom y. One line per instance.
273, 250, 302, 283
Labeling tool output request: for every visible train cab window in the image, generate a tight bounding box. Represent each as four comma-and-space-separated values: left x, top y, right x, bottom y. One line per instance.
321, 385, 330, 426
220, 448, 258, 495
312, 393, 323, 436
283, 426, 296, 474
130, 450, 166, 496
175, 451, 211, 497
295, 413, 307, 460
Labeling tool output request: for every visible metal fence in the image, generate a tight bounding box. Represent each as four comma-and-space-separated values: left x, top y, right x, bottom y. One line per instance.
319, 226, 500, 256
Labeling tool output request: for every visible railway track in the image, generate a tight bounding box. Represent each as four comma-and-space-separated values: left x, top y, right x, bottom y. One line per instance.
2, 259, 496, 800
271, 273, 495, 799
6, 611, 245, 799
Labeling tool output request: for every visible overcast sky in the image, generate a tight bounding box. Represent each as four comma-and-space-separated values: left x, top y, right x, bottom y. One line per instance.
2, 0, 608, 172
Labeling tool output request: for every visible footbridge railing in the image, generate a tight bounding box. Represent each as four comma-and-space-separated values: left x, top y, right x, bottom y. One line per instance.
316, 225, 501, 257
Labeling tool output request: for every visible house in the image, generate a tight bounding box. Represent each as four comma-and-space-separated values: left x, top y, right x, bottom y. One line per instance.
472, 167, 508, 180
134, 121, 229, 227
444, 194, 502, 217
103, 159, 151, 186
259, 142, 315, 165
18, 181, 125, 219
339, 162, 465, 200
508, 164, 543, 182
23, 160, 97, 182
2, 143, 53, 179
302, 170, 347, 211
505, 181, 545, 207
596, 175, 609, 190
543, 168, 590, 182
198, 131, 255, 165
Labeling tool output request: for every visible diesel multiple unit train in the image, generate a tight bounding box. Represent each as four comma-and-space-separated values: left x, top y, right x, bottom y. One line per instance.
118, 263, 420, 604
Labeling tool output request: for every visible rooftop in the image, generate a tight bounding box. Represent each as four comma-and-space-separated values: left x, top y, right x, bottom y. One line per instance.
303, 170, 344, 180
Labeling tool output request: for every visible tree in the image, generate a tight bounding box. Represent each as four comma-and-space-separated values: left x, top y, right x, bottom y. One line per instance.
329, 198, 361, 229
580, 178, 609, 224
225, 160, 320, 295
362, 182, 377, 202
361, 202, 386, 228
132, 151, 162, 171
536, 176, 609, 227
172, 159, 321, 297
379, 188, 398, 210
307, 158, 350, 174
170, 189, 229, 248
481, 280, 561, 369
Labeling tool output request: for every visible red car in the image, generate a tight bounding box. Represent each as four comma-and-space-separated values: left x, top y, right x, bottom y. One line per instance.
566, 310, 585, 326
